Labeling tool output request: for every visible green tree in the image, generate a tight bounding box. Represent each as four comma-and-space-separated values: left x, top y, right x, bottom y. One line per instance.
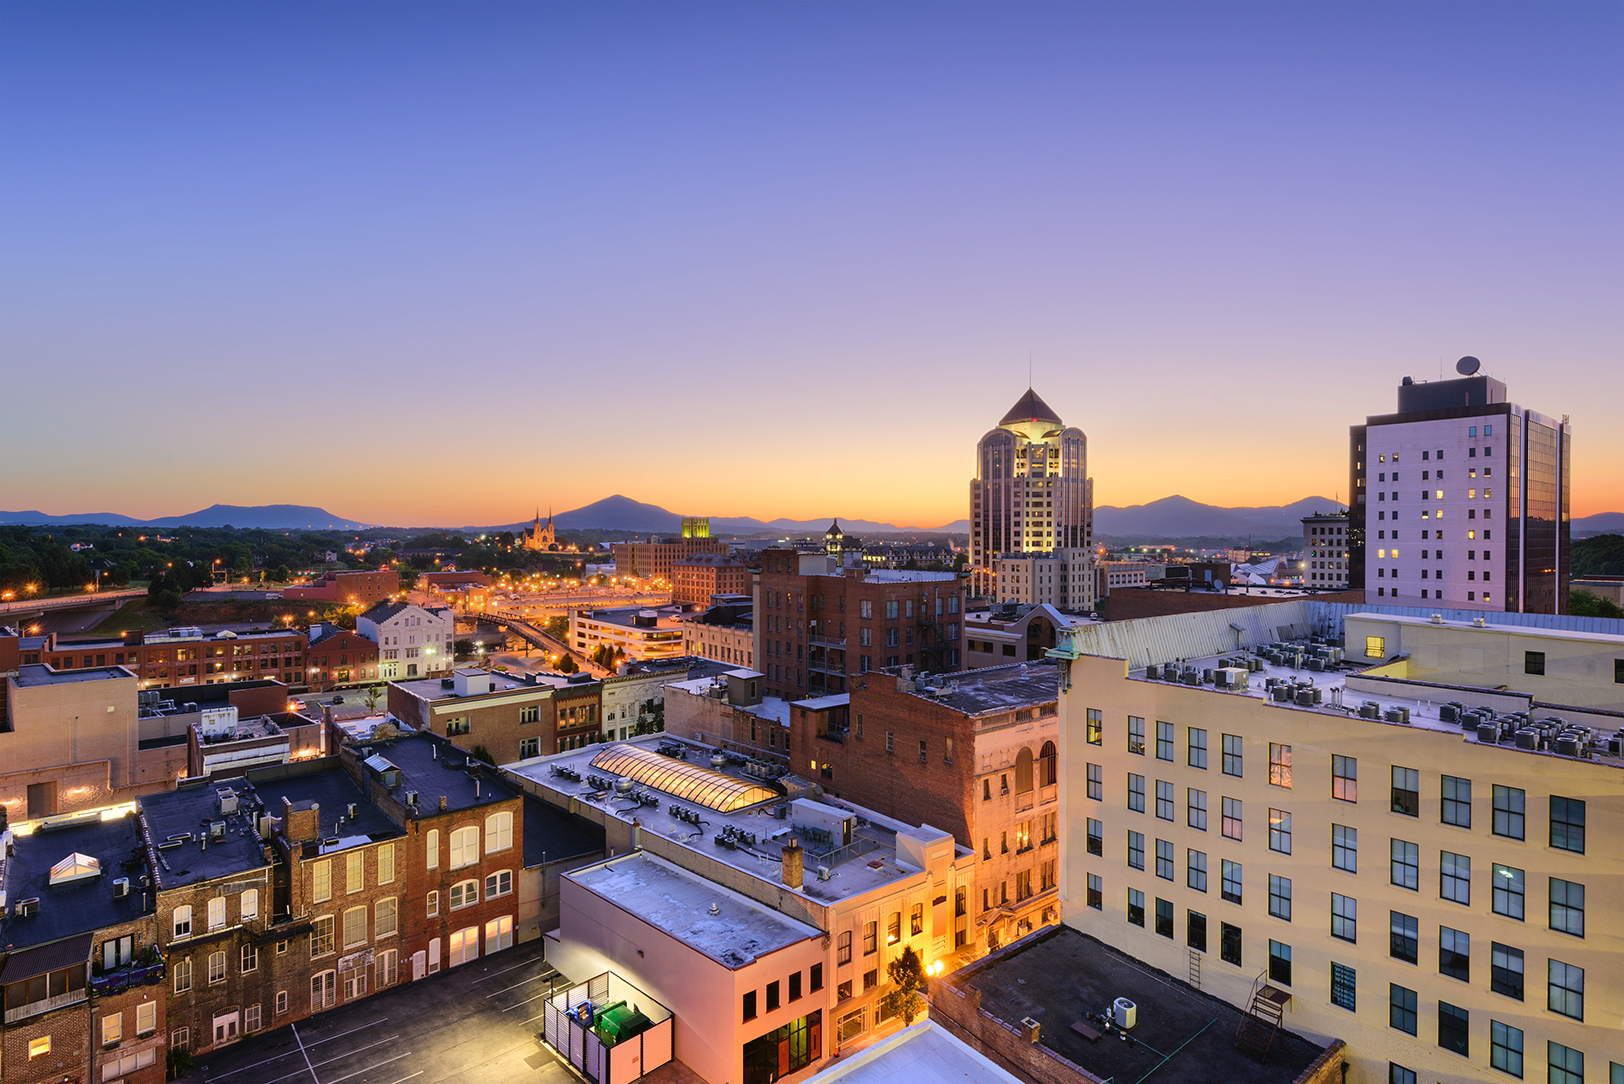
470, 744, 497, 766
880, 945, 927, 1025
545, 615, 569, 639
398, 568, 420, 590
363, 685, 383, 713
271, 565, 291, 582
1569, 589, 1624, 619
556, 653, 579, 674
1572, 534, 1624, 577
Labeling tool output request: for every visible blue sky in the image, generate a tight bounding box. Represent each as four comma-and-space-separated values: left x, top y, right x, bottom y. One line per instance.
3, 2, 1618, 526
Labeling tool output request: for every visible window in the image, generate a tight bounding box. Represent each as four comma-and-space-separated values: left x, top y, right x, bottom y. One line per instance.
1438, 1001, 1469, 1056
207, 950, 227, 985
1221, 860, 1242, 904
104, 1011, 123, 1046
208, 896, 227, 930
174, 955, 194, 992
1492, 864, 1524, 919
864, 969, 878, 991
918, 739, 927, 763
1549, 796, 1585, 853
1221, 797, 1242, 840
887, 912, 901, 944
427, 890, 439, 918
450, 880, 479, 909
346, 851, 364, 894
377, 844, 394, 885
1489, 1021, 1523, 1079
1269, 744, 1291, 788
276, 990, 289, 1015
1221, 734, 1242, 776
1087, 873, 1102, 909
766, 980, 781, 1012
1127, 888, 1145, 927
1187, 728, 1207, 769
242, 888, 260, 921
520, 737, 540, 759
1330, 962, 1356, 1010
863, 921, 877, 955
1390, 766, 1419, 816
1389, 983, 1417, 1034
1086, 763, 1102, 801
312, 859, 332, 902
1039, 741, 1056, 785
1156, 721, 1173, 761
1390, 911, 1417, 963
1155, 780, 1174, 820
1524, 650, 1545, 675
29, 1036, 50, 1059
1086, 818, 1102, 856
342, 905, 368, 949
311, 916, 334, 957
1155, 898, 1173, 938
1187, 849, 1207, 892
1127, 831, 1144, 870
1331, 755, 1357, 802
1187, 788, 1207, 831
1548, 1043, 1584, 1084
742, 990, 757, 1022
1155, 838, 1173, 880
1365, 635, 1386, 657
1220, 922, 1242, 966
1266, 940, 1292, 987
1390, 839, 1418, 890
484, 810, 514, 854
486, 870, 513, 899
173, 904, 193, 939
1331, 894, 1356, 943
837, 932, 851, 964
1437, 775, 1472, 827
1128, 716, 1145, 755
137, 1001, 156, 1037
1549, 878, 1584, 937
810, 964, 823, 992
242, 942, 259, 973
1491, 943, 1523, 1000
1268, 809, 1291, 854
1128, 773, 1145, 813
1547, 959, 1583, 1020
1268, 875, 1291, 920
376, 897, 398, 938
1492, 785, 1524, 839
1440, 926, 1469, 981
450, 826, 480, 868
426, 828, 440, 868
1086, 708, 1102, 745
1186, 909, 1207, 951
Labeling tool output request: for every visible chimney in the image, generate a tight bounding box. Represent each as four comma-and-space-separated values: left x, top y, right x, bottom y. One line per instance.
781, 838, 804, 888
439, 796, 448, 812
282, 797, 320, 844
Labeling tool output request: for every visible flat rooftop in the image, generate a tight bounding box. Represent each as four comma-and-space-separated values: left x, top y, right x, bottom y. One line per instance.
360, 732, 522, 815
950, 926, 1329, 1084
11, 662, 132, 687
900, 662, 1061, 717
139, 780, 273, 888
523, 793, 605, 868
1, 812, 152, 949
569, 851, 820, 967
805, 1021, 1022, 1084
1134, 637, 1624, 770
507, 736, 961, 903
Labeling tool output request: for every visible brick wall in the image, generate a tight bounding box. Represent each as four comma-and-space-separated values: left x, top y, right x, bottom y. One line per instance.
928, 977, 1105, 1084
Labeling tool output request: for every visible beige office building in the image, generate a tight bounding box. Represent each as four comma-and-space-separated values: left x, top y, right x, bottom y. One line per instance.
1049, 601, 1622, 1084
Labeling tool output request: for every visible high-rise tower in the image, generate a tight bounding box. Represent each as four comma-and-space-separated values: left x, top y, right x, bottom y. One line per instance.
1350, 361, 1571, 613
971, 389, 1094, 605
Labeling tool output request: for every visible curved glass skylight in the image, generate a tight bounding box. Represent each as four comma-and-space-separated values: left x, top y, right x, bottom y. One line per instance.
589, 745, 778, 812
49, 852, 101, 885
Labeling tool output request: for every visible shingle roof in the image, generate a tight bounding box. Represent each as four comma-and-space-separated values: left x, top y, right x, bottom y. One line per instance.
361, 600, 412, 623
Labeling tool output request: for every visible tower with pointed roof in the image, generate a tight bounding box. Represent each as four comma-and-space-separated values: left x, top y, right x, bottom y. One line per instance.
971, 388, 1094, 605
521, 507, 557, 551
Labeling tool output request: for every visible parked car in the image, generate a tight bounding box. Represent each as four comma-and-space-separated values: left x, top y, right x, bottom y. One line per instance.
331, 694, 345, 704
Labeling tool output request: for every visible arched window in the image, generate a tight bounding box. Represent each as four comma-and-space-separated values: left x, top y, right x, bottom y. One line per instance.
173, 905, 193, 940
485, 811, 512, 853
1015, 747, 1034, 794
449, 826, 479, 869
241, 888, 259, 922
1039, 742, 1057, 788
450, 879, 479, 910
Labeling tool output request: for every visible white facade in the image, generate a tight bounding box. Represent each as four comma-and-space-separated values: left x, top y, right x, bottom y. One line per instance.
358, 602, 454, 680
599, 668, 672, 740
992, 548, 1095, 610
1301, 514, 1350, 589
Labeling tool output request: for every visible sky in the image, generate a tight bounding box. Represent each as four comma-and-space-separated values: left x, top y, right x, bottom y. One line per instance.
2, 2, 1619, 529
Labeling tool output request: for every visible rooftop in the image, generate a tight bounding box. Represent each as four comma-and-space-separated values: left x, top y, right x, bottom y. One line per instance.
897, 662, 1061, 718
139, 779, 275, 888
506, 736, 960, 903
358, 731, 522, 815
947, 926, 1330, 1084
803, 1021, 1023, 1084
523, 793, 605, 868
11, 662, 133, 687
569, 851, 820, 968
998, 387, 1062, 428
2, 812, 152, 948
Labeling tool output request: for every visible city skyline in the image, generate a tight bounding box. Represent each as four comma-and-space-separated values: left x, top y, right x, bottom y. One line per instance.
4, 4, 1620, 525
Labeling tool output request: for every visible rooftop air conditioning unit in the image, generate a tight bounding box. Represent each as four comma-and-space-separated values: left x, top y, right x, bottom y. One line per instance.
16, 897, 40, 917
112, 878, 130, 898
1112, 998, 1137, 1030
817, 865, 830, 881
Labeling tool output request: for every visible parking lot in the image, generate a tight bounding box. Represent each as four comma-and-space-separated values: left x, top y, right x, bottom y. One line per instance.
186, 938, 576, 1084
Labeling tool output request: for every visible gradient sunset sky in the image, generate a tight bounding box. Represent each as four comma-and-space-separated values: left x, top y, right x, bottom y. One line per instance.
3, 3, 1619, 528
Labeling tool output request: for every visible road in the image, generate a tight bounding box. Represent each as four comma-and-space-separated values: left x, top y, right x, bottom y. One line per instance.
0, 587, 144, 617
186, 938, 574, 1084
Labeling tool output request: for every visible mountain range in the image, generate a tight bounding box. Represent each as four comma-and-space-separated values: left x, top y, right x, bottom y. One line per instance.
7, 495, 1621, 540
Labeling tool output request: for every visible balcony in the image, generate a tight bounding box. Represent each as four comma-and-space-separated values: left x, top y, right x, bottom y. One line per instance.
5, 988, 86, 1024
807, 656, 846, 676
807, 634, 846, 649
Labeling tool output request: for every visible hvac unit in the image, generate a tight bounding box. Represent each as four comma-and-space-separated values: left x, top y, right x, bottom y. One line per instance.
16, 898, 40, 917
1112, 997, 1137, 1030
816, 865, 830, 881
112, 878, 130, 898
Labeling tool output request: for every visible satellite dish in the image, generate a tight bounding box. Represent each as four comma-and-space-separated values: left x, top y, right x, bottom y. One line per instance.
1456, 356, 1481, 376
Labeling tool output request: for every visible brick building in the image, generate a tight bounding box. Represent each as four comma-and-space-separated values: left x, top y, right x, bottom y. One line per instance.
281, 570, 400, 606
609, 538, 726, 583
138, 729, 525, 1062
35, 626, 307, 690
304, 625, 380, 690
786, 663, 1062, 955
388, 669, 603, 764
0, 811, 165, 1084
670, 554, 750, 606
755, 548, 964, 702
